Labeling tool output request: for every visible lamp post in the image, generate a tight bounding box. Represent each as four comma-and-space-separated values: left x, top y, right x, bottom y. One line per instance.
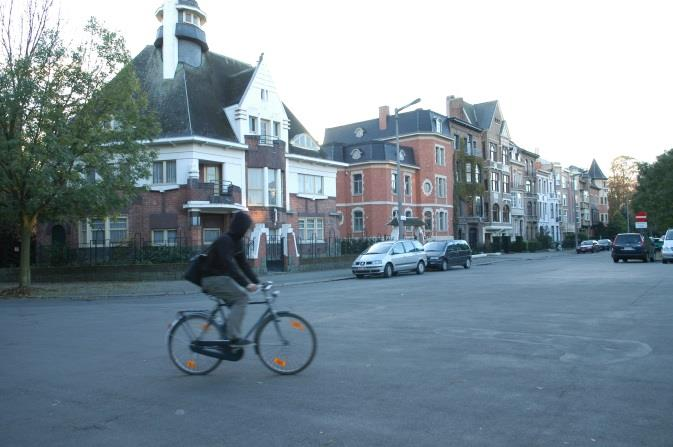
394, 98, 421, 240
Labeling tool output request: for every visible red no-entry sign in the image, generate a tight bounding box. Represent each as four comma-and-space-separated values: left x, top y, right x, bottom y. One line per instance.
635, 212, 647, 222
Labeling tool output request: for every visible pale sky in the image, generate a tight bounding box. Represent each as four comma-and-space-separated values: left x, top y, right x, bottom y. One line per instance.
54, 0, 672, 175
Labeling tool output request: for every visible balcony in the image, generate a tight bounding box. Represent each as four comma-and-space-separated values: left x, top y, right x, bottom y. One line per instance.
184, 179, 242, 211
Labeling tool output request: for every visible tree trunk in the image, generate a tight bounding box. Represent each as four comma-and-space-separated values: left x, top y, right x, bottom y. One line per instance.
19, 214, 36, 288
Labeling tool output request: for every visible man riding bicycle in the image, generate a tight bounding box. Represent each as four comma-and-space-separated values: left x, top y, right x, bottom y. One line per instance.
201, 211, 259, 347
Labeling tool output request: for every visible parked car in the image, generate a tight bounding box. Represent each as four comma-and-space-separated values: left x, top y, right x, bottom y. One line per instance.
597, 239, 612, 251
576, 240, 599, 253
423, 239, 473, 271
662, 229, 673, 264
352, 240, 427, 278
611, 233, 655, 263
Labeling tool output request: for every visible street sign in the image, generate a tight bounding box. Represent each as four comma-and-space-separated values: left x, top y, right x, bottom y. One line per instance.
635, 211, 647, 222
635, 222, 647, 229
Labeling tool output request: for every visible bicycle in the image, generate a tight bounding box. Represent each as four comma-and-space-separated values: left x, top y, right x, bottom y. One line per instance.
167, 281, 317, 375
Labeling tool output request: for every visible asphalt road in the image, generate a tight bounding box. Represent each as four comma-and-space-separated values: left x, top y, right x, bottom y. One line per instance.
1, 251, 672, 446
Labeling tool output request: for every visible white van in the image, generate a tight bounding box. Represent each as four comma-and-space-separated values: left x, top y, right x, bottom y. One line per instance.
662, 229, 673, 264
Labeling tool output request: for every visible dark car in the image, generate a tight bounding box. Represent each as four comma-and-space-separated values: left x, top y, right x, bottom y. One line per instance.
423, 239, 472, 270
597, 239, 612, 251
576, 240, 599, 253
612, 233, 655, 263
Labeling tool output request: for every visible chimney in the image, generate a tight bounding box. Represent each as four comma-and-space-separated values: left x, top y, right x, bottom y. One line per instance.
446, 95, 463, 119
379, 106, 389, 130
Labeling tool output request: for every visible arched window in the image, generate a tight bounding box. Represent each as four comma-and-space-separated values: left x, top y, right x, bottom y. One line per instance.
502, 205, 510, 223
353, 210, 364, 232
424, 211, 433, 230
492, 204, 500, 222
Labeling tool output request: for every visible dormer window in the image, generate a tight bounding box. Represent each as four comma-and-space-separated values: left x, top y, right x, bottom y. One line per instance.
291, 133, 320, 151
434, 118, 442, 133
183, 11, 201, 27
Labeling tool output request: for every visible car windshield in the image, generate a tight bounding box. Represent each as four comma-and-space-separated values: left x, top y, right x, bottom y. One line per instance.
666, 230, 673, 241
581, 241, 593, 245
616, 234, 641, 244
424, 242, 445, 251
364, 242, 394, 254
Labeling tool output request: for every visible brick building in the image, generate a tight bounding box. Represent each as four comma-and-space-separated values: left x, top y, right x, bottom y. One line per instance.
323, 106, 455, 240
36, 0, 344, 263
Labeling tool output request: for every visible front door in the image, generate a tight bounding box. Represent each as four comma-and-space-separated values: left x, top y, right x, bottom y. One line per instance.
201, 164, 221, 194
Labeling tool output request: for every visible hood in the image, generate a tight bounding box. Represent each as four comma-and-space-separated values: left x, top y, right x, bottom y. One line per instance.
228, 211, 253, 240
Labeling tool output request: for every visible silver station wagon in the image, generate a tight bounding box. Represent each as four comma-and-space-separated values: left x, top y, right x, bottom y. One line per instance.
352, 240, 427, 278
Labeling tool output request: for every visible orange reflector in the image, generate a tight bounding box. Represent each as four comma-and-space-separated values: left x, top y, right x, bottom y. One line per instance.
202, 323, 210, 330
273, 358, 287, 368
186, 359, 197, 369
291, 321, 304, 331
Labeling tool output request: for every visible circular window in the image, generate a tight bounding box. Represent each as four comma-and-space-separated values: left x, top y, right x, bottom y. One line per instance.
422, 180, 433, 196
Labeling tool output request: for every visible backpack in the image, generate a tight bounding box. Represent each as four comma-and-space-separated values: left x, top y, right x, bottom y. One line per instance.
184, 252, 209, 286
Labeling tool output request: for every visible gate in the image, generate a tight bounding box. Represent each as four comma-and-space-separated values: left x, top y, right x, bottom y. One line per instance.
266, 235, 284, 271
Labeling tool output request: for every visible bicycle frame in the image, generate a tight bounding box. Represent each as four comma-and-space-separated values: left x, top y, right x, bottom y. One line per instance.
175, 283, 287, 345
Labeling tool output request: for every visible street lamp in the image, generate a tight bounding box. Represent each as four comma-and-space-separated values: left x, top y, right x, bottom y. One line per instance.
394, 97, 421, 240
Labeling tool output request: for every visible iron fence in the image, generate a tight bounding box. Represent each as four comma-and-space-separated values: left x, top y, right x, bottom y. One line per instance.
296, 235, 391, 258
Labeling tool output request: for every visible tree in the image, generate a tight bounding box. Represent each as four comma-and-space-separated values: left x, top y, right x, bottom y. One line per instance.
0, 0, 159, 290
607, 155, 638, 230
632, 149, 673, 235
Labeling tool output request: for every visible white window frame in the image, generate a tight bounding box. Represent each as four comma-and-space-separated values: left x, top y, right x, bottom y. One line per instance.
435, 145, 445, 166
247, 168, 264, 205
298, 217, 324, 242
249, 116, 258, 134
352, 172, 363, 195
404, 175, 411, 196
298, 173, 324, 195
352, 208, 364, 233
436, 176, 447, 198
152, 160, 176, 185
152, 229, 178, 247
437, 210, 448, 231
79, 216, 128, 247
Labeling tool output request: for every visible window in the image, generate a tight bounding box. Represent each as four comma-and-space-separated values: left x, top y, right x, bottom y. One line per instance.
492, 204, 500, 222
152, 229, 177, 246
404, 175, 411, 195
298, 173, 324, 195
273, 121, 281, 138
503, 175, 510, 193
391, 172, 398, 194
525, 179, 532, 193
465, 163, 472, 183
79, 216, 128, 247
203, 228, 220, 244
183, 11, 200, 26
299, 218, 324, 241
267, 169, 282, 206
260, 119, 271, 144
475, 196, 483, 217
489, 143, 497, 161
247, 168, 264, 205
491, 172, 500, 192
353, 210, 364, 232
437, 210, 448, 231
503, 205, 510, 223
153, 160, 176, 184
435, 145, 445, 165
352, 173, 362, 195
434, 118, 442, 133
436, 177, 447, 198
260, 88, 269, 101
290, 133, 320, 150
424, 211, 432, 230
474, 165, 481, 183
249, 116, 257, 134
423, 180, 432, 195
527, 201, 533, 216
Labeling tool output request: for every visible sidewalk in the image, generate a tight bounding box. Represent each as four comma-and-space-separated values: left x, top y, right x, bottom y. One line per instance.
0, 250, 567, 299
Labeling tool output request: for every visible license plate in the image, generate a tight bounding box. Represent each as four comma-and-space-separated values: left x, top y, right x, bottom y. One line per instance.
623, 247, 634, 251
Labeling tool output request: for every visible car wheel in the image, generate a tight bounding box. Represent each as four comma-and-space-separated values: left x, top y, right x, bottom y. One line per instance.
612, 257, 619, 263
383, 263, 393, 278
643, 256, 648, 263
355, 274, 364, 279
663, 260, 668, 264
441, 259, 449, 271
463, 258, 472, 269
416, 261, 425, 275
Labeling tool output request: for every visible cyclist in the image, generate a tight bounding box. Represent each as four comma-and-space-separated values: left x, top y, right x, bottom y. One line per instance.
201, 211, 259, 347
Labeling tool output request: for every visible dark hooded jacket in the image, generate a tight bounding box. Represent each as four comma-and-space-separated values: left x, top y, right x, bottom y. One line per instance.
203, 211, 259, 287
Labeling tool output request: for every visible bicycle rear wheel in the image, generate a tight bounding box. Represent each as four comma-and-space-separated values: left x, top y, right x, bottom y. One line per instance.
255, 311, 317, 375
168, 314, 223, 375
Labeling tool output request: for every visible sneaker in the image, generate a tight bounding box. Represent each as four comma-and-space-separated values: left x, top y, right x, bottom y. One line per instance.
228, 338, 253, 348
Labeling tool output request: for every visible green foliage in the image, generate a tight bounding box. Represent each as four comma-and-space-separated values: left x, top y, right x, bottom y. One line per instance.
605, 212, 627, 238
632, 149, 673, 234
511, 236, 525, 252
0, 4, 160, 286
536, 232, 552, 250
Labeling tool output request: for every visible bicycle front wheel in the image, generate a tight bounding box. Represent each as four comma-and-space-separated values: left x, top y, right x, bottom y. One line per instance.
168, 314, 223, 375
255, 311, 317, 375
